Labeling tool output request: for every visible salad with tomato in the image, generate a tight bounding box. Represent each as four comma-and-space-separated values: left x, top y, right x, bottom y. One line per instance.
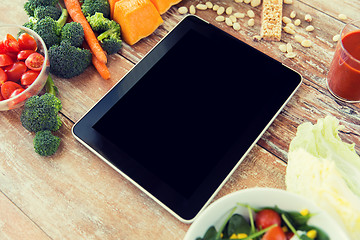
195, 204, 329, 240
0, 32, 45, 101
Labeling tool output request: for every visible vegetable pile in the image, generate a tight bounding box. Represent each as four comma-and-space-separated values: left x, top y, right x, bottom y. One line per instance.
286, 116, 360, 239
196, 204, 329, 240
23, 0, 123, 80
0, 32, 44, 101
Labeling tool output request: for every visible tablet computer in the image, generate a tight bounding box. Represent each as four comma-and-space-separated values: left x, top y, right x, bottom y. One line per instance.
72, 15, 302, 223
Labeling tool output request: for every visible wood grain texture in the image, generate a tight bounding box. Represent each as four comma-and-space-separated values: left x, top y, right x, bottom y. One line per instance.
1, 0, 360, 239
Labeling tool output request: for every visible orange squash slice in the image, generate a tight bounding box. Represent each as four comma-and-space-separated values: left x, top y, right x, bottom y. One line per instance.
109, 0, 122, 19
149, 0, 182, 14
113, 0, 163, 45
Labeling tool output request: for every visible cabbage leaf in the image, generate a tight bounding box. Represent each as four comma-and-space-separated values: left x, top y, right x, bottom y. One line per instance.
286, 116, 360, 239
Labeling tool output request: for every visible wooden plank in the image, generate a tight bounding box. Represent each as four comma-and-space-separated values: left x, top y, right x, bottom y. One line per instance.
0, 191, 50, 240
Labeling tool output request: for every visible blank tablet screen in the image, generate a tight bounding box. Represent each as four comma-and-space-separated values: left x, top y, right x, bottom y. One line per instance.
73, 15, 302, 222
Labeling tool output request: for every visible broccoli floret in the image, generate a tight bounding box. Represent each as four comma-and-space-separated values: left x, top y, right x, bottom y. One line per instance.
101, 37, 122, 55
34, 5, 62, 20
81, 0, 110, 18
49, 41, 92, 78
24, 0, 59, 17
86, 12, 112, 32
30, 7, 68, 48
33, 130, 61, 156
61, 22, 85, 47
87, 13, 122, 55
20, 76, 62, 133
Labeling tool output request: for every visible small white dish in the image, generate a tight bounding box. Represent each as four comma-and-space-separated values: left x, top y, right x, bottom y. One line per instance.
184, 187, 350, 240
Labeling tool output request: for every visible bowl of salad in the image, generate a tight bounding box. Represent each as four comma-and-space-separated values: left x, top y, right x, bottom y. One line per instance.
184, 188, 350, 240
0, 24, 49, 111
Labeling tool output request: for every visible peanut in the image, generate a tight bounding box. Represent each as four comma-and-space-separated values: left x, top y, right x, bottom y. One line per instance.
247, 10, 255, 18
196, 4, 207, 10
248, 18, 255, 27
226, 7, 233, 15
305, 25, 315, 32
215, 16, 225, 22
189, 5, 196, 14
178, 6, 188, 14
217, 6, 225, 15
301, 39, 312, 47
233, 22, 241, 31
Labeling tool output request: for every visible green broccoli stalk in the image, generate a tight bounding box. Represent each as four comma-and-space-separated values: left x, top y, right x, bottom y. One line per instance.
81, 0, 110, 18
30, 6, 69, 48
24, 0, 59, 17
61, 22, 85, 47
21, 75, 62, 156
87, 13, 122, 55
33, 130, 61, 156
49, 41, 92, 79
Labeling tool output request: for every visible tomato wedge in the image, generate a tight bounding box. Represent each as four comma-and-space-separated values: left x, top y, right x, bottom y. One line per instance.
261, 226, 286, 240
0, 41, 6, 54
9, 88, 25, 99
25, 52, 44, 71
4, 34, 20, 53
0, 53, 14, 67
18, 33, 37, 51
17, 50, 36, 61
4, 61, 28, 82
0, 68, 7, 84
21, 70, 39, 86
1, 81, 23, 99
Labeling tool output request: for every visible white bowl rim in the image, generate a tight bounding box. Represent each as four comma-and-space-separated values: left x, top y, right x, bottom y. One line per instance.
184, 187, 350, 240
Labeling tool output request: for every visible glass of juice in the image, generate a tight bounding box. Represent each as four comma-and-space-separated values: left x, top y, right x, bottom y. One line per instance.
327, 20, 360, 103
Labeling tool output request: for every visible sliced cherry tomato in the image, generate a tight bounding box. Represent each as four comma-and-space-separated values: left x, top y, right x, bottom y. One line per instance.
21, 70, 39, 86
255, 209, 282, 230
9, 88, 25, 99
0, 40, 6, 54
0, 53, 14, 67
261, 226, 286, 240
1, 81, 23, 99
18, 33, 37, 51
0, 68, 7, 85
4, 34, 20, 53
17, 50, 36, 61
285, 231, 294, 240
4, 61, 28, 82
25, 52, 44, 71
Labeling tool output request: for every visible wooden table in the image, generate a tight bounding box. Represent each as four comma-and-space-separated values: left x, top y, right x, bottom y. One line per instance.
1, 0, 359, 239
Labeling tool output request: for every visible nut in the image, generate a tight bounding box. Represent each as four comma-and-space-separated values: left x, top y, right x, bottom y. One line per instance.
283, 26, 296, 34
294, 19, 301, 26
248, 18, 255, 27
305, 14, 312, 22
205, 1, 213, 9
247, 10, 255, 18
301, 39, 312, 47
196, 3, 207, 10
233, 22, 241, 31
217, 6, 225, 15
189, 5, 196, 14
338, 14, 347, 20
225, 17, 233, 26
290, 11, 297, 19
285, 52, 297, 58
212, 4, 220, 11
286, 43, 293, 52
286, 23, 296, 30
226, 6, 233, 15
333, 34, 340, 42
230, 15, 237, 23
178, 6, 188, 14
215, 15, 225, 22
294, 35, 304, 43
251, 0, 261, 7
234, 12, 245, 18
279, 44, 287, 53
305, 25, 315, 32
282, 16, 292, 24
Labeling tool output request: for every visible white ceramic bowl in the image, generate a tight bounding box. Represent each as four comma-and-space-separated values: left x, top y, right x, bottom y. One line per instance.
0, 24, 49, 111
184, 187, 350, 240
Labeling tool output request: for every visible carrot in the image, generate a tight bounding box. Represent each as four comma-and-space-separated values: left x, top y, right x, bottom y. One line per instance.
64, 0, 107, 64
92, 55, 110, 80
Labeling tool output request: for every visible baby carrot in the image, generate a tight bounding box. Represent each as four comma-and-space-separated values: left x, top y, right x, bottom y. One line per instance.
92, 55, 110, 80
64, 0, 107, 64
